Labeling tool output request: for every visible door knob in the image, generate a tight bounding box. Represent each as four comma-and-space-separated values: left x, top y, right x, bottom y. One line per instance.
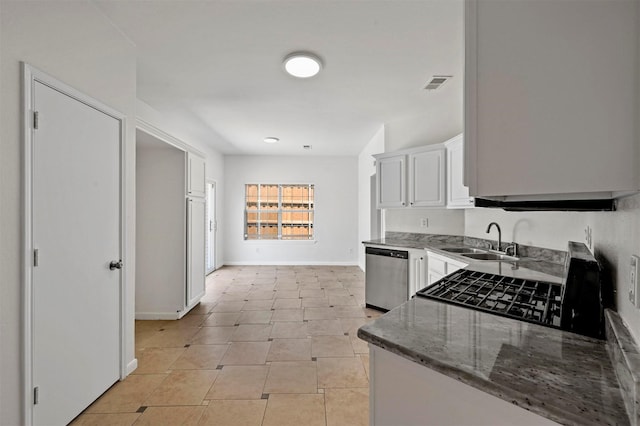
109, 260, 123, 270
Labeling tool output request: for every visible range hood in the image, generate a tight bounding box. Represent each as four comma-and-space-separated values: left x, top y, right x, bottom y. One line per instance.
474, 197, 616, 212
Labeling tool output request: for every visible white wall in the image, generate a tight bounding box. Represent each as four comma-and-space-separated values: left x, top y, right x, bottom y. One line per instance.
0, 2, 136, 424
465, 193, 640, 343
587, 195, 640, 344
384, 111, 462, 153
386, 208, 465, 236
358, 126, 385, 269
464, 208, 585, 250
137, 100, 226, 270
224, 156, 359, 265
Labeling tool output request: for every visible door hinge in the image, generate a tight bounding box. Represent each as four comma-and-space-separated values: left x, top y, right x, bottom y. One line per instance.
33, 111, 39, 130
33, 249, 39, 267
33, 386, 39, 405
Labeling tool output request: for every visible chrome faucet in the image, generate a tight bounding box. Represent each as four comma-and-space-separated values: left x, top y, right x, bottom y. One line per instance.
486, 222, 501, 251
504, 243, 518, 257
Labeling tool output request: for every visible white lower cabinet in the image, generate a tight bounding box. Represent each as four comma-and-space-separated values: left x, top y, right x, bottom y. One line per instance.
428, 271, 445, 287
369, 345, 560, 426
426, 251, 468, 285
408, 249, 427, 296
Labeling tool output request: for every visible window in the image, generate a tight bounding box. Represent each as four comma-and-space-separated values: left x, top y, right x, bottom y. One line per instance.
245, 184, 314, 240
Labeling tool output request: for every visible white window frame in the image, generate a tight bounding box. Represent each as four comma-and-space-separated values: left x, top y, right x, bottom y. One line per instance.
244, 184, 314, 240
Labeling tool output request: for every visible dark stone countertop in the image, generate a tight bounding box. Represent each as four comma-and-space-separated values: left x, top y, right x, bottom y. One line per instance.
363, 235, 566, 284
358, 298, 629, 425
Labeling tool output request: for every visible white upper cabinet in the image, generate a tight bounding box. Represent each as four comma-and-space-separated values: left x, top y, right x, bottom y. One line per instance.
376, 154, 407, 208
408, 145, 445, 208
187, 152, 206, 198
465, 0, 639, 198
445, 134, 474, 208
375, 146, 445, 209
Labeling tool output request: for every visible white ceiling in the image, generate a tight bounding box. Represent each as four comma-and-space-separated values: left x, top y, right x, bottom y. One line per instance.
96, 0, 463, 156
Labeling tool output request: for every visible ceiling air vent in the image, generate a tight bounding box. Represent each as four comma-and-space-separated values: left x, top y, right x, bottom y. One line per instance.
424, 75, 452, 91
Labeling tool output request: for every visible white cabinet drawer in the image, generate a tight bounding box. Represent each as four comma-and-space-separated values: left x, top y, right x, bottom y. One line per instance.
429, 257, 447, 276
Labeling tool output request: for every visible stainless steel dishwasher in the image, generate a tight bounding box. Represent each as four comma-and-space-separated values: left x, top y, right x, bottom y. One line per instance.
365, 247, 409, 312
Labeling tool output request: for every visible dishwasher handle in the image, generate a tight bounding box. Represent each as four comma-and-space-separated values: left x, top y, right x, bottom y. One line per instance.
365, 247, 409, 259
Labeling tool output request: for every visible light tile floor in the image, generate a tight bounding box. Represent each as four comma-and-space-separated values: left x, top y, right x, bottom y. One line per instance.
73, 265, 381, 426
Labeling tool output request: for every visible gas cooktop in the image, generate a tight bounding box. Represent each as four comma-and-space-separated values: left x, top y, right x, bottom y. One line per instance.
416, 269, 563, 328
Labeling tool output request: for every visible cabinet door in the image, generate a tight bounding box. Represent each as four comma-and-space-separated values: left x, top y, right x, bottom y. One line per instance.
186, 198, 206, 307
187, 152, 206, 198
427, 251, 468, 286
465, 0, 638, 197
408, 251, 427, 296
445, 260, 465, 276
377, 155, 406, 208
427, 271, 444, 286
417, 256, 426, 292
408, 147, 445, 207
446, 135, 474, 208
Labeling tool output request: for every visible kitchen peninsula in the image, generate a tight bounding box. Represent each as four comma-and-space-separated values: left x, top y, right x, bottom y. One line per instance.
359, 234, 635, 425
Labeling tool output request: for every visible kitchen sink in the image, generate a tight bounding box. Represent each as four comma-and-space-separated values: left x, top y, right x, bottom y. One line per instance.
441, 247, 488, 254
461, 252, 519, 261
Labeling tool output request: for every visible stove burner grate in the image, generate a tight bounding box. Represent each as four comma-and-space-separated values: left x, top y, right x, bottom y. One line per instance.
416, 269, 563, 327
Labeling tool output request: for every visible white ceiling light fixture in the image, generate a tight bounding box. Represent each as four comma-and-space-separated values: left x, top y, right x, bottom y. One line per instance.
283, 52, 323, 78
264, 137, 279, 144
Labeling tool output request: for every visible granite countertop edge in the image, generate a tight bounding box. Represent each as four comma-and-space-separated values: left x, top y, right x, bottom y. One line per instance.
358, 299, 629, 426
358, 323, 588, 426
363, 236, 566, 282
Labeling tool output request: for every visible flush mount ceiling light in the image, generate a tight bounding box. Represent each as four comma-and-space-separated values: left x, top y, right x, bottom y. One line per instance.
283, 52, 323, 78
264, 137, 279, 144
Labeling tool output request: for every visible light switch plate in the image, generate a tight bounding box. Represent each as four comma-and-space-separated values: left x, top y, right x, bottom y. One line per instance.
630, 255, 639, 307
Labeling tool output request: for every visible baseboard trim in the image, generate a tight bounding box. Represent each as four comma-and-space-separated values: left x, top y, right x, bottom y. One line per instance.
126, 358, 138, 376
135, 312, 180, 320
223, 261, 359, 266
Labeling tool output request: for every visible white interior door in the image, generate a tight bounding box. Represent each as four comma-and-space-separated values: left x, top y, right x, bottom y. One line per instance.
206, 182, 216, 274
31, 80, 121, 425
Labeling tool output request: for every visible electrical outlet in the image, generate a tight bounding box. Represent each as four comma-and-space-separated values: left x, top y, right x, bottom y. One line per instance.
584, 226, 593, 251
630, 255, 639, 306
420, 218, 428, 228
